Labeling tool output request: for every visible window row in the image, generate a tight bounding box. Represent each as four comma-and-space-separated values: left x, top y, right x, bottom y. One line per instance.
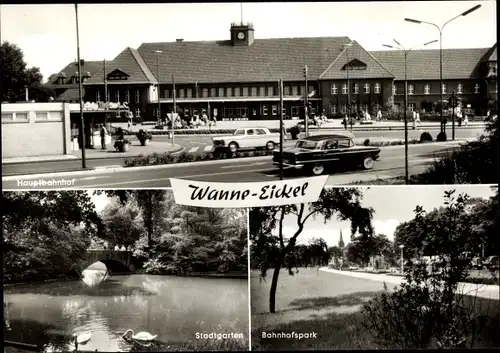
330, 103, 381, 115
96, 89, 140, 103
162, 85, 316, 99
392, 83, 481, 95
331, 83, 382, 95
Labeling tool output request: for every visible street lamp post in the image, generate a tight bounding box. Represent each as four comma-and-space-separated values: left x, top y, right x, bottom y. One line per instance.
342, 42, 354, 131
74, 4, 86, 169
154, 50, 162, 126
405, 4, 482, 135
382, 39, 438, 184
399, 244, 405, 274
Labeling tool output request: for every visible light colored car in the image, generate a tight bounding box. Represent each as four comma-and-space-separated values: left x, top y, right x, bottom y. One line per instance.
212, 127, 285, 155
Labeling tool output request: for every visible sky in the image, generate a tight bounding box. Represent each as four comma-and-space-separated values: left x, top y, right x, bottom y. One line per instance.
1, 1, 496, 82
276, 185, 496, 247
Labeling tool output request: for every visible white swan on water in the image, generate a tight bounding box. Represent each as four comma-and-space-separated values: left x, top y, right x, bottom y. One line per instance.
71, 331, 91, 351
122, 329, 157, 341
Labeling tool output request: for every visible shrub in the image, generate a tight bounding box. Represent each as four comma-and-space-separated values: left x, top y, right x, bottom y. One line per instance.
360, 192, 498, 349
420, 132, 433, 143
363, 139, 370, 146
436, 131, 447, 142
289, 125, 301, 139
136, 129, 152, 141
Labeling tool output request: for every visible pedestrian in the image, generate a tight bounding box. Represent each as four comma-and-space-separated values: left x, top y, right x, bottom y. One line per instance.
100, 124, 107, 150
377, 109, 382, 122
416, 111, 421, 125
457, 110, 463, 127
464, 115, 469, 126
342, 116, 348, 130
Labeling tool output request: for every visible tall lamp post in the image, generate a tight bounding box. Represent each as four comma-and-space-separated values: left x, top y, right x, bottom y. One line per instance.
382, 39, 438, 184
154, 50, 162, 126
74, 3, 86, 169
342, 41, 354, 131
399, 244, 405, 274
405, 4, 482, 135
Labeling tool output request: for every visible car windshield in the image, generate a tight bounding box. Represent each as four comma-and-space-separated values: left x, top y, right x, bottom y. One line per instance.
295, 140, 318, 149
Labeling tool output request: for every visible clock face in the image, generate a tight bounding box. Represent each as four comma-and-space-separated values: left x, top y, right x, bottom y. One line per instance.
237, 32, 245, 40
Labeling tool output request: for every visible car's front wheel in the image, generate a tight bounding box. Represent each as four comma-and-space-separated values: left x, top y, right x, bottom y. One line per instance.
228, 142, 239, 153
362, 156, 374, 170
311, 164, 325, 175
266, 141, 275, 151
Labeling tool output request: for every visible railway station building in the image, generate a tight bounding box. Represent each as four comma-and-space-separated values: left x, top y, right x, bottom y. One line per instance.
46, 22, 497, 123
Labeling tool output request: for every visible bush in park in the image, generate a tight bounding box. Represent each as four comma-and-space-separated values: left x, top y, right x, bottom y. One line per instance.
420, 132, 433, 143
436, 131, 447, 142
360, 191, 499, 349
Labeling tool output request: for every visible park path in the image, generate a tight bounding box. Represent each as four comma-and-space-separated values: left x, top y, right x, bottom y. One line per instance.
319, 268, 499, 300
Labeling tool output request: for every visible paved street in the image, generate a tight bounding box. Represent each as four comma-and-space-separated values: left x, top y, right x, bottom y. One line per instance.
320, 268, 499, 300
166, 127, 484, 154
2, 126, 483, 177
2, 141, 464, 189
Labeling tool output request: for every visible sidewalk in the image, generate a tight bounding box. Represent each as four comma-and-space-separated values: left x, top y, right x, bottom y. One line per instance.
320, 267, 499, 300
70, 139, 183, 160
2, 140, 183, 165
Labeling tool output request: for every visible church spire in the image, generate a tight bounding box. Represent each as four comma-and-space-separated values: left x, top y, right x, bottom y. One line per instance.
338, 230, 345, 249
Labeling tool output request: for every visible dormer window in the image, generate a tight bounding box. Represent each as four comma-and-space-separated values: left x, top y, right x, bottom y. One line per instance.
81, 71, 91, 83
107, 69, 130, 81
72, 72, 80, 84
343, 59, 367, 71
56, 72, 67, 84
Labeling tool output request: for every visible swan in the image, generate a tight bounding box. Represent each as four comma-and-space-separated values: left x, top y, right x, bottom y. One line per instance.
71, 331, 91, 351
122, 329, 157, 342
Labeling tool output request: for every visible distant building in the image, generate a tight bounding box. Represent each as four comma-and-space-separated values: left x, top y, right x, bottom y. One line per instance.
45, 22, 497, 122
338, 230, 345, 249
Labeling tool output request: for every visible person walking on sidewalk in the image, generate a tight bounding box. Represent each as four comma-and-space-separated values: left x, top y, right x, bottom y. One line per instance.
100, 124, 107, 150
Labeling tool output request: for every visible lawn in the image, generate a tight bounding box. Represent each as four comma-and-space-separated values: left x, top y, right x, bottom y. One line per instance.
250, 267, 500, 350
250, 267, 386, 350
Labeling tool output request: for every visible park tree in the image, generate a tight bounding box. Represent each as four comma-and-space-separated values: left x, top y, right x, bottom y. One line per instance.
328, 245, 342, 260
250, 187, 374, 313
1, 41, 44, 102
100, 197, 144, 248
95, 190, 166, 251
2, 191, 102, 283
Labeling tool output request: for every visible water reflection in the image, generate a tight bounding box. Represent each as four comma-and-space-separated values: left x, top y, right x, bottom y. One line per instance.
4, 275, 248, 351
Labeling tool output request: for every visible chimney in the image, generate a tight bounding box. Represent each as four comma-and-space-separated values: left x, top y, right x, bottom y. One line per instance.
176, 39, 184, 42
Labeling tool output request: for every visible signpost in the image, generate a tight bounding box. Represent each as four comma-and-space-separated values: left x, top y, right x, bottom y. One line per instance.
279, 79, 284, 180
450, 90, 456, 140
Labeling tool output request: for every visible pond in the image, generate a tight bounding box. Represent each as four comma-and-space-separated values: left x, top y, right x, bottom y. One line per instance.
4, 271, 249, 352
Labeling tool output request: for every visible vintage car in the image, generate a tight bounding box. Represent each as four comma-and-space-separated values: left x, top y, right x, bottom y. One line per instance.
272, 134, 381, 175
212, 127, 285, 156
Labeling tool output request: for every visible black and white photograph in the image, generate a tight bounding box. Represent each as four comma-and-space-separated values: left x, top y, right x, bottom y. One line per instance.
250, 185, 499, 350
1, 1, 497, 189
3, 190, 249, 352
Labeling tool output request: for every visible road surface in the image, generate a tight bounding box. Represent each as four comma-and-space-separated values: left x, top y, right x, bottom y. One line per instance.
3, 142, 462, 189
2, 127, 483, 177
148, 127, 484, 154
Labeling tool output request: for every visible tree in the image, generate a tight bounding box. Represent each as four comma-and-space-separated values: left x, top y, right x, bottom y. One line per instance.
100, 197, 143, 248
1, 41, 43, 102
393, 189, 498, 259
95, 190, 166, 252
250, 187, 374, 313
2, 191, 102, 283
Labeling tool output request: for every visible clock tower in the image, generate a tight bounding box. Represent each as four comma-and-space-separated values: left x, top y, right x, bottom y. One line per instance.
230, 22, 255, 47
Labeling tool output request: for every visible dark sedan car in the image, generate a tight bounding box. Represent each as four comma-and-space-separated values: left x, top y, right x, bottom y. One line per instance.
272, 134, 381, 176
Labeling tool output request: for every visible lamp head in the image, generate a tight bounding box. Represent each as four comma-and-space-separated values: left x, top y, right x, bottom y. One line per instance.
461, 4, 481, 16
382, 44, 394, 49
399, 244, 405, 249
154, 50, 163, 54
405, 18, 422, 24
424, 40, 438, 46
